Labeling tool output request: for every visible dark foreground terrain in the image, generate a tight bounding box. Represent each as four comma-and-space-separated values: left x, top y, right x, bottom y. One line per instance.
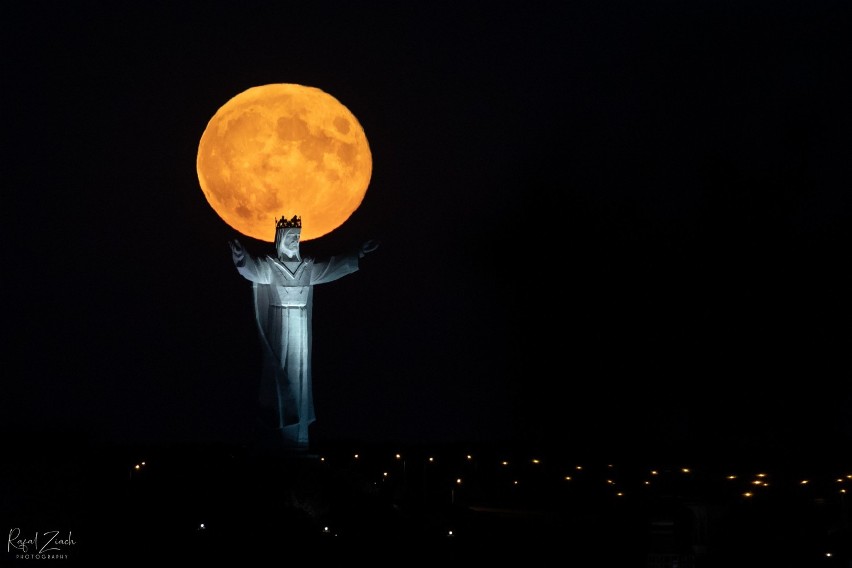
3, 434, 851, 567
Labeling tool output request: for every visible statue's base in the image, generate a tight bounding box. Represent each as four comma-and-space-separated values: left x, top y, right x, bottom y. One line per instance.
249, 426, 319, 460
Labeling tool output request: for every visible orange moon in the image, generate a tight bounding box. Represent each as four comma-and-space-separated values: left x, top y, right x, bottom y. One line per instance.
196, 83, 372, 242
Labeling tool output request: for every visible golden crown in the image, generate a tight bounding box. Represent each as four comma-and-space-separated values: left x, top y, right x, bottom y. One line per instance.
275, 214, 302, 229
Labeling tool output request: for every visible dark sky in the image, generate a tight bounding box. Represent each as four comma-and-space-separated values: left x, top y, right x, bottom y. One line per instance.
2, 1, 851, 459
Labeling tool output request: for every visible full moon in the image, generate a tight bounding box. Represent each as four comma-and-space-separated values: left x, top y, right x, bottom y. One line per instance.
197, 83, 372, 242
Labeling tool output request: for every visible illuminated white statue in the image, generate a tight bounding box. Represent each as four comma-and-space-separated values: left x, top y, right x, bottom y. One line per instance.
229, 214, 379, 450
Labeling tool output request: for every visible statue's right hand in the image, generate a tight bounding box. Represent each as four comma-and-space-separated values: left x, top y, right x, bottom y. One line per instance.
229, 239, 245, 263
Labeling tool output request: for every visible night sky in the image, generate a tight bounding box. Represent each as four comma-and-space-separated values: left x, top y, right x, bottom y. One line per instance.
2, 1, 851, 461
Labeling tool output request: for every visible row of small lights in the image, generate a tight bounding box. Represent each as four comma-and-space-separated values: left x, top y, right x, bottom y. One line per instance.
329, 452, 852, 500
128, 452, 852, 500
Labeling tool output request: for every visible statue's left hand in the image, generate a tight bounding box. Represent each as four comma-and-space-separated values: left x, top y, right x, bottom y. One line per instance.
360, 239, 380, 257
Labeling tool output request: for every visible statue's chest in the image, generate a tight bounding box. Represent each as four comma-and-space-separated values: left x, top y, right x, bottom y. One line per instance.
270, 260, 312, 286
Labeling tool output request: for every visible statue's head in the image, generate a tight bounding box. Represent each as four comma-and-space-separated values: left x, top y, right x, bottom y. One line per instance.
274, 214, 302, 261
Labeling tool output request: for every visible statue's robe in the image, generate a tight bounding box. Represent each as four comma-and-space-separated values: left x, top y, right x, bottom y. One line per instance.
234, 253, 360, 448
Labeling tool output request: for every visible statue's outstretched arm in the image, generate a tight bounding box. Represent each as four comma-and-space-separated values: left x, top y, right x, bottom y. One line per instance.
229, 239, 271, 283
309, 240, 378, 285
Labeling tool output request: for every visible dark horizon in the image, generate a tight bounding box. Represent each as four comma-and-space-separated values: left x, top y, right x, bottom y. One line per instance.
4, 426, 851, 566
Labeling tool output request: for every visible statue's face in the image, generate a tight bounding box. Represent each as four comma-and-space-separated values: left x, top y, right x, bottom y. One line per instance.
275, 228, 301, 260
